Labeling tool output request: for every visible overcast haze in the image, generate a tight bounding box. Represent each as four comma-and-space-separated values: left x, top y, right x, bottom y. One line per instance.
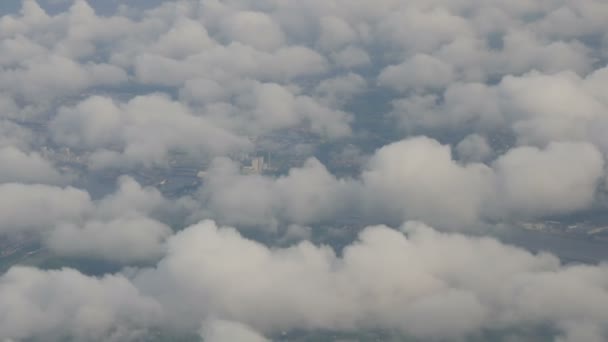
1, 0, 608, 341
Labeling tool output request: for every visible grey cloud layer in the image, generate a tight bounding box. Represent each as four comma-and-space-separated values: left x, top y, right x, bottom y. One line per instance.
199, 137, 604, 230
3, 221, 608, 341
1, 136, 599, 265
0, 177, 177, 263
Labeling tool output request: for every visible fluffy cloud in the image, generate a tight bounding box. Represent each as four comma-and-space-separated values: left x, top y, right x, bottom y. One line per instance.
46, 217, 171, 263
1, 219, 608, 341
376, 138, 607, 223
455, 134, 493, 162
50, 94, 251, 168
492, 142, 604, 217
0, 55, 127, 105
0, 176, 176, 263
181, 79, 352, 139
196, 158, 352, 230
0, 120, 34, 149
1, 136, 600, 266
196, 136, 606, 230
0, 183, 91, 233
219, 11, 286, 51
391, 69, 608, 154
0, 146, 65, 184
133, 44, 329, 86
361, 137, 494, 228
378, 54, 455, 93
0, 267, 161, 342
313, 72, 367, 106
317, 16, 358, 51
132, 221, 608, 340
200, 319, 269, 342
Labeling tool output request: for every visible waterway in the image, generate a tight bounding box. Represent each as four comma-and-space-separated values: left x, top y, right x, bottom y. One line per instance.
494, 226, 608, 264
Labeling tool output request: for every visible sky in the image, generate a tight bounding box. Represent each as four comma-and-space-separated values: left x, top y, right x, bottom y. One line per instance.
1, 0, 608, 341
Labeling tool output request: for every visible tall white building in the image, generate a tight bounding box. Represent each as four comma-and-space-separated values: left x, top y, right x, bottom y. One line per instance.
251, 156, 265, 173
242, 156, 266, 174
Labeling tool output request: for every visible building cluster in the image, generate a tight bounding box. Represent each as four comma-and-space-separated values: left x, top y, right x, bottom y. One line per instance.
242, 156, 269, 174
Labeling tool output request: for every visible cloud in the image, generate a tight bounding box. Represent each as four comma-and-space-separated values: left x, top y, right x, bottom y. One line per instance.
0, 183, 91, 233
181, 79, 352, 139
361, 137, 493, 228
220, 11, 286, 51
195, 158, 352, 230
196, 136, 606, 230
455, 134, 493, 162
46, 216, 171, 263
1, 218, 608, 341
491, 141, 604, 218
378, 54, 455, 93
0, 120, 34, 149
148, 18, 213, 59
0, 176, 178, 263
314, 72, 367, 107
330, 45, 371, 68
50, 94, 251, 169
200, 319, 269, 342
390, 68, 608, 154
0, 55, 127, 105
317, 16, 358, 51
500, 70, 608, 146
129, 220, 608, 340
133, 44, 329, 86
0, 146, 65, 184
1, 136, 601, 267
0, 267, 161, 342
